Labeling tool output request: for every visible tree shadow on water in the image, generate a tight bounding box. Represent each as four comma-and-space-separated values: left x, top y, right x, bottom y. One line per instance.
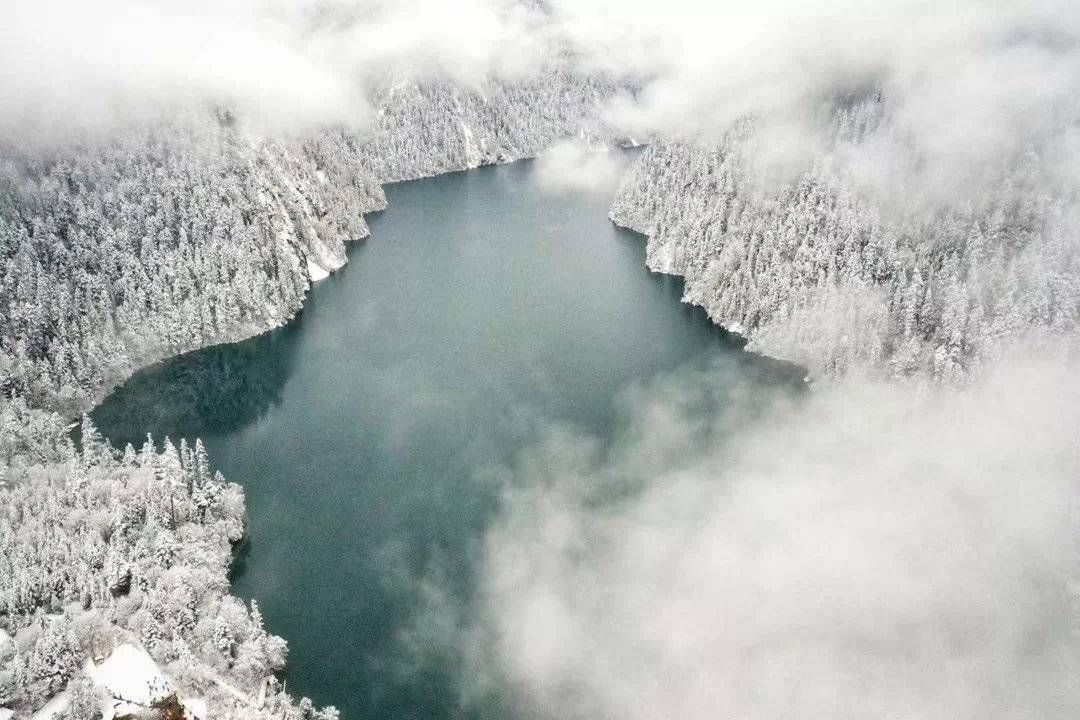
228, 534, 253, 583
91, 326, 300, 449
615, 224, 807, 390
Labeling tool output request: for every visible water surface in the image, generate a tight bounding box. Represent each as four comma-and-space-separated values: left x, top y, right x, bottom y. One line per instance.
94, 159, 798, 720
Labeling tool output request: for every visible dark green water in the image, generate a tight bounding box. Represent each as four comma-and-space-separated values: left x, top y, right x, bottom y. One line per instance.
93, 159, 799, 720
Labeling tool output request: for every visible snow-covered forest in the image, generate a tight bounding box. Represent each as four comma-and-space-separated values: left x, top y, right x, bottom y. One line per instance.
610, 99, 1080, 381
0, 70, 619, 417
1, 397, 340, 719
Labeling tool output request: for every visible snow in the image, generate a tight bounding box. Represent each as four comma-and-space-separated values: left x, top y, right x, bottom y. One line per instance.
0, 628, 12, 660
0, 707, 14, 720
307, 258, 330, 282
29, 691, 70, 720
461, 122, 482, 167
185, 697, 208, 720
86, 643, 174, 711
30, 641, 192, 720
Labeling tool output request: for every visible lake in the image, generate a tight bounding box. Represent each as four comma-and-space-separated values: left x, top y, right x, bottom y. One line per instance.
93, 158, 800, 720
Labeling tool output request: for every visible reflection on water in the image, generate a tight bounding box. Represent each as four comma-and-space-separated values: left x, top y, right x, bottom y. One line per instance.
94, 329, 298, 447
93, 158, 802, 720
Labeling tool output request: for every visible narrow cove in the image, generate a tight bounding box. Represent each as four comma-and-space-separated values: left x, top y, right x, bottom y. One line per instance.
92, 158, 802, 720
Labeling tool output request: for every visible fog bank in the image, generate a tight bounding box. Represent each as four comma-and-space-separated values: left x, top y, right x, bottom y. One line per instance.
7, 0, 1080, 170
469, 355, 1080, 719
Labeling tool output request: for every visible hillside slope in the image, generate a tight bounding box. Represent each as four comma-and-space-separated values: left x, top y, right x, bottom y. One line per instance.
0, 71, 620, 416
610, 109, 1080, 381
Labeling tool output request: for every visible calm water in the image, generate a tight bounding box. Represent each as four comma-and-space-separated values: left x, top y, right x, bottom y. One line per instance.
94, 159, 799, 720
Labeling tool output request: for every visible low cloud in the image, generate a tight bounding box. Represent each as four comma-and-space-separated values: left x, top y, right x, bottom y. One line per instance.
467, 355, 1080, 719
1, 0, 543, 142
7, 0, 1079, 190
533, 141, 630, 195
4, 0, 356, 141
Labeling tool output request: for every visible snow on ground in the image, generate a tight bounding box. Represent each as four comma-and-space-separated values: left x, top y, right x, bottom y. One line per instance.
26, 643, 228, 720
0, 628, 12, 660
308, 258, 331, 282
86, 643, 174, 718
28, 691, 70, 720
185, 697, 208, 720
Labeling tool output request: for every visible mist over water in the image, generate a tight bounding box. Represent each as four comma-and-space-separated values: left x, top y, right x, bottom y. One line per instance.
93, 159, 800, 720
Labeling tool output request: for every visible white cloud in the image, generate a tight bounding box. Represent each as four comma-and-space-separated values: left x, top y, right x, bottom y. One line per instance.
4, 0, 1079, 201
0, 0, 542, 141
471, 355, 1080, 719
559, 0, 1080, 202
533, 140, 630, 195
